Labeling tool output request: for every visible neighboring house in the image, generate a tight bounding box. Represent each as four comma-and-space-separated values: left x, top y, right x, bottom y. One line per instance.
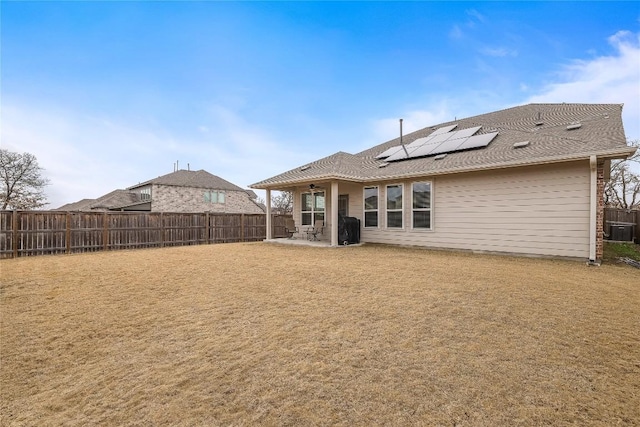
58, 169, 265, 214
57, 190, 150, 212
251, 103, 637, 262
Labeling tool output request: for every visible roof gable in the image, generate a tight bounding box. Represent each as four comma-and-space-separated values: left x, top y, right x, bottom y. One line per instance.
129, 169, 246, 192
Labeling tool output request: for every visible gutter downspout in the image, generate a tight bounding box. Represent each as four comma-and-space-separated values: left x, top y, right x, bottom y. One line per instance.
588, 156, 598, 265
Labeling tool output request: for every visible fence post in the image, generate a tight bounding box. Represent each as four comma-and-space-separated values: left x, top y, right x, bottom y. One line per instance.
160, 212, 165, 247
205, 212, 210, 244
241, 214, 245, 242
66, 212, 71, 254
103, 212, 109, 251
12, 210, 18, 259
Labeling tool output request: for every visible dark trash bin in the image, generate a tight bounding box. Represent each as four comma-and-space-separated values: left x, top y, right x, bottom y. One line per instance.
338, 215, 360, 245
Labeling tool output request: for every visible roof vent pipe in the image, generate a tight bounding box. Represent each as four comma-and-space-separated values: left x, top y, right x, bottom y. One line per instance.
400, 119, 409, 158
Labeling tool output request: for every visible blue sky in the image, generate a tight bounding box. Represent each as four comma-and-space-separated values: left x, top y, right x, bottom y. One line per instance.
2, 1, 639, 208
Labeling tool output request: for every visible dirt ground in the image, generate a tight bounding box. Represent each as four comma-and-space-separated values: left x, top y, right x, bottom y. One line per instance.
1, 242, 639, 426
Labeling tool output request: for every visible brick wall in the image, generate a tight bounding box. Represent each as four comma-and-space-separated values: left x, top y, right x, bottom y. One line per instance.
151, 185, 264, 214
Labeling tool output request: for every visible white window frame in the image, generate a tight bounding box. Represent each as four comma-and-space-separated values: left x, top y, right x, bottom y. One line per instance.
363, 186, 379, 228
301, 191, 325, 226
385, 183, 404, 229
140, 188, 151, 201
411, 181, 433, 230
204, 190, 226, 204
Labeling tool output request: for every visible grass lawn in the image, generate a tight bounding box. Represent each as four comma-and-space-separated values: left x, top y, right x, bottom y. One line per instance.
1, 243, 639, 426
603, 241, 640, 263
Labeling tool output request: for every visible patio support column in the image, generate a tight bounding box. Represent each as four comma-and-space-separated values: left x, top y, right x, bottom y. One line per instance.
331, 181, 338, 246
588, 155, 597, 264
265, 188, 272, 240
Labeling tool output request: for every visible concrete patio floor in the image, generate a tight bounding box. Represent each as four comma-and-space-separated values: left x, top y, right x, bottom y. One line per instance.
264, 237, 362, 247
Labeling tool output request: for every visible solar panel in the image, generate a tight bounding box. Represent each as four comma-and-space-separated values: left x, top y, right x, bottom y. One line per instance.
406, 136, 432, 149
426, 132, 456, 144
449, 125, 481, 139
385, 147, 413, 161
456, 132, 498, 151
429, 138, 468, 156
376, 146, 404, 159
430, 124, 457, 135
377, 125, 496, 162
408, 142, 440, 158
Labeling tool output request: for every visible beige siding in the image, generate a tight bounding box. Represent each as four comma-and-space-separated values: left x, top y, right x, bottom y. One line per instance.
339, 182, 364, 219
361, 161, 591, 258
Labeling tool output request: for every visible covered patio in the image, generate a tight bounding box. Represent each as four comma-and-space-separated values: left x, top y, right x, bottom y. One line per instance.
261, 178, 359, 247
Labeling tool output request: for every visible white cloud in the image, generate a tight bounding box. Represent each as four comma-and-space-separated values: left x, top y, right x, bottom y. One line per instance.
465, 9, 486, 25
195, 104, 309, 185
449, 24, 463, 40
450, 9, 486, 39
1, 101, 305, 208
480, 47, 518, 57
526, 30, 640, 140
1, 104, 181, 208
365, 101, 458, 150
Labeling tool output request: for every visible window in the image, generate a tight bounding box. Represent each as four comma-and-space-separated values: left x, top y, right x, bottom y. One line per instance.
386, 184, 403, 228
363, 186, 379, 227
140, 188, 151, 201
301, 191, 325, 226
204, 190, 225, 204
412, 182, 432, 229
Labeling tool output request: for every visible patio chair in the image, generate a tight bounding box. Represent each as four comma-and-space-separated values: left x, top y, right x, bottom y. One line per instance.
285, 218, 298, 239
306, 220, 324, 241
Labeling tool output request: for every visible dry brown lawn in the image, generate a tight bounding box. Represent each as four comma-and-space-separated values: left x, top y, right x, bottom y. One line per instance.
1, 242, 639, 426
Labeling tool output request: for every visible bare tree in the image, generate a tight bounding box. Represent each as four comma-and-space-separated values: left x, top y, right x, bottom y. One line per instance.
604, 139, 640, 209
1, 149, 50, 210
271, 191, 293, 214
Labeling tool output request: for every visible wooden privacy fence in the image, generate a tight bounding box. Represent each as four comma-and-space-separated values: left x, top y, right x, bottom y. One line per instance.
0, 211, 291, 259
603, 207, 639, 243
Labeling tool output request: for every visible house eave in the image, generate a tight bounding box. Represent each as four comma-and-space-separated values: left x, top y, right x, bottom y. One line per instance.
250, 147, 635, 190
363, 147, 637, 183
250, 174, 363, 190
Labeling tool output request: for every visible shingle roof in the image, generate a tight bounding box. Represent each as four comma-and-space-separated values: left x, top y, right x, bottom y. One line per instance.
55, 190, 145, 211
56, 198, 96, 211
91, 190, 145, 209
129, 169, 246, 192
251, 103, 636, 189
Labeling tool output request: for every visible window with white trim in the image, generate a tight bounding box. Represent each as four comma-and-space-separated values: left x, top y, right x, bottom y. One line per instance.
204, 190, 225, 204
363, 186, 379, 227
140, 188, 151, 201
386, 184, 403, 228
412, 182, 432, 229
301, 191, 325, 226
